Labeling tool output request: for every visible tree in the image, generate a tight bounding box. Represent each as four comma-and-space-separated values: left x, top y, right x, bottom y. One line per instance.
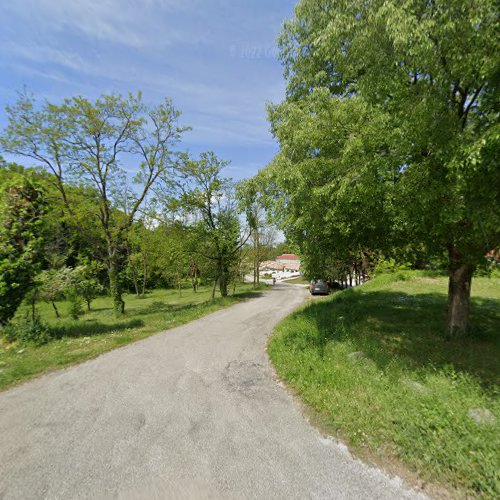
36, 267, 75, 318
177, 152, 248, 298
1, 92, 189, 315
265, 0, 500, 336
0, 173, 45, 325
72, 262, 105, 311
237, 180, 278, 287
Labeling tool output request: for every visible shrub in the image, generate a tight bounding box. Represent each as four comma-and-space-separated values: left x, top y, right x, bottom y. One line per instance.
374, 258, 411, 274
67, 291, 84, 320
2, 312, 53, 345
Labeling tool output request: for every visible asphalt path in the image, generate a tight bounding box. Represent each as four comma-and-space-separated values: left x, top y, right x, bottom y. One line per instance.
0, 283, 424, 499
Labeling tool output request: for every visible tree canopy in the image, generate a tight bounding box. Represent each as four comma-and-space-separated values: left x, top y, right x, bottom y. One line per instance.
260, 0, 500, 335
1, 92, 188, 315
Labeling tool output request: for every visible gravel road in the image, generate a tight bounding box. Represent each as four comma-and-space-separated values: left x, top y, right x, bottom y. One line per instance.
0, 283, 424, 499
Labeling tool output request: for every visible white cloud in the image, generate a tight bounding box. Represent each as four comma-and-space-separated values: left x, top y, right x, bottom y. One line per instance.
1, 0, 207, 49
0, 0, 292, 178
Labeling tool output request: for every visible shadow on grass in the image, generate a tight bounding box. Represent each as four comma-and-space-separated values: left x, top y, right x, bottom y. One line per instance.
133, 301, 199, 316
133, 291, 265, 316
232, 291, 265, 300
296, 289, 500, 387
51, 319, 145, 339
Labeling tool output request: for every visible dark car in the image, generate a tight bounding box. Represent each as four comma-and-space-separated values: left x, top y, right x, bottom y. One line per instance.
310, 279, 330, 295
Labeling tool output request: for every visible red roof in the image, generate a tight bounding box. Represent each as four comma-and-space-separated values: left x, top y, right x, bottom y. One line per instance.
276, 254, 300, 261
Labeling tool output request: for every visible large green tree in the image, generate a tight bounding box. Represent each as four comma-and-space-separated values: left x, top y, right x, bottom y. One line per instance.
0, 172, 45, 324
265, 0, 499, 336
1, 92, 188, 315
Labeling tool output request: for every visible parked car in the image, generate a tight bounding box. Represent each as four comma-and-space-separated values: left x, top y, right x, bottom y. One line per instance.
309, 279, 330, 295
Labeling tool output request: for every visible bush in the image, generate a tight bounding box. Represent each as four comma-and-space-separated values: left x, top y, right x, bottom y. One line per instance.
67, 291, 84, 320
1, 322, 18, 343
2, 312, 53, 345
373, 258, 412, 274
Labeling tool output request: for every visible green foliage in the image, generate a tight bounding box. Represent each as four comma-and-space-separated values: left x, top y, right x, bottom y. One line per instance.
374, 258, 411, 274
71, 262, 105, 309
66, 290, 84, 320
261, 0, 500, 334
37, 267, 74, 304
268, 272, 500, 496
175, 152, 246, 297
2, 312, 52, 346
35, 265, 103, 318
0, 174, 45, 324
1, 91, 189, 316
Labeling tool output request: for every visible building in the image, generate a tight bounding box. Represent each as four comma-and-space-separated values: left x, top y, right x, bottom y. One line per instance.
260, 254, 301, 275
276, 254, 301, 266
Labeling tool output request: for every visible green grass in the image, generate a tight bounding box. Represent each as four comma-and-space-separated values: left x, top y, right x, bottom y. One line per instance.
281, 275, 310, 285
268, 271, 500, 497
0, 282, 266, 391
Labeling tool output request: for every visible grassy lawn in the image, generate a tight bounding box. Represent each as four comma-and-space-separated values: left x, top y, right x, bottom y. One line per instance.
268, 271, 499, 498
281, 275, 310, 285
0, 283, 265, 392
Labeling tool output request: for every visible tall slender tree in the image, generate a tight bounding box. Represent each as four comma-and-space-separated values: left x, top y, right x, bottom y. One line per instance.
1, 92, 188, 315
177, 152, 249, 298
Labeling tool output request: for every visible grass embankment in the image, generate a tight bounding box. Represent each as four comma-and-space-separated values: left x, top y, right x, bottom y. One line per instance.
268, 271, 499, 498
0, 283, 265, 391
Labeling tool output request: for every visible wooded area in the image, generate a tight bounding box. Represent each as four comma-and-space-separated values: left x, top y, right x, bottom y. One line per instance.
1, 0, 498, 343
0, 93, 285, 343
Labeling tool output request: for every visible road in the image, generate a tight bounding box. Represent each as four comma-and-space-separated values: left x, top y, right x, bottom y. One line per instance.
0, 283, 424, 499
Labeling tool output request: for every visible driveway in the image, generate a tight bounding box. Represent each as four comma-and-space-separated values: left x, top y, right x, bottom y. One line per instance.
0, 284, 423, 499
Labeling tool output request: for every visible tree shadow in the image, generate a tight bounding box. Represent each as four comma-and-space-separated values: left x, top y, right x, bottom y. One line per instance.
51, 319, 145, 339
133, 291, 265, 316
132, 301, 200, 316
299, 289, 499, 387
233, 291, 265, 300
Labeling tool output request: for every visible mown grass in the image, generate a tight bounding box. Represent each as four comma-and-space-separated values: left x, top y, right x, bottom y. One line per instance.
0, 283, 266, 391
268, 271, 500, 498
281, 275, 310, 285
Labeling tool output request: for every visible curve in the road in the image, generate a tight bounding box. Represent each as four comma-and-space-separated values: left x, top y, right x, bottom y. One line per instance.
0, 284, 425, 499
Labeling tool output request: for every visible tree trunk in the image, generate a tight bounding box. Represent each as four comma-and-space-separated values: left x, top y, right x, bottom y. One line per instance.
141, 260, 147, 298
51, 301, 60, 318
211, 278, 218, 300
132, 269, 140, 297
86, 300, 91, 311
192, 267, 198, 293
253, 256, 257, 289
219, 275, 228, 297
109, 258, 125, 316
447, 247, 475, 338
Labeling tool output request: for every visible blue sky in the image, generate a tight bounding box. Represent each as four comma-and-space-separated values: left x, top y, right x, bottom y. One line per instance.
0, 0, 297, 180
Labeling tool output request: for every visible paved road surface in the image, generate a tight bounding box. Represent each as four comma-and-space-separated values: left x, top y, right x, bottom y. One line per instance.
0, 284, 424, 499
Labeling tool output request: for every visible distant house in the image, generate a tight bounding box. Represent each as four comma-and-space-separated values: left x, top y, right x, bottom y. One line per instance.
260, 254, 301, 274
260, 260, 286, 272
276, 254, 301, 265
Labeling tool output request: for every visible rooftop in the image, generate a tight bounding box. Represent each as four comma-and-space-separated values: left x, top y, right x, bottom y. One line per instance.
276, 254, 300, 261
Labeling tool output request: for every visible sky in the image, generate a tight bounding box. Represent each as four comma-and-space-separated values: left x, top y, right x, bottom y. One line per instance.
0, 0, 298, 181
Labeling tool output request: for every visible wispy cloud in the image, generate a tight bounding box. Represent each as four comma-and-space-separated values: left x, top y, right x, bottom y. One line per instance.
1, 0, 208, 49
0, 0, 295, 178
